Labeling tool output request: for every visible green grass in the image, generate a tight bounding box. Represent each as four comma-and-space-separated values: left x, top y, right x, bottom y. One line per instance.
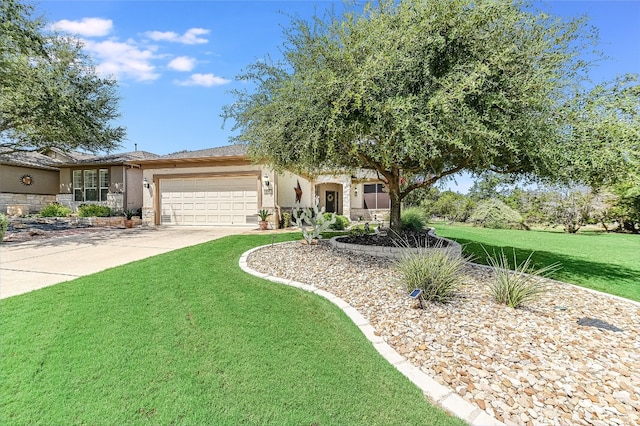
432, 223, 640, 302
1, 233, 464, 426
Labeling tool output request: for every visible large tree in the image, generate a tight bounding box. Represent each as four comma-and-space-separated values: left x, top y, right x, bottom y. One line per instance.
1, 0, 125, 154
224, 0, 638, 233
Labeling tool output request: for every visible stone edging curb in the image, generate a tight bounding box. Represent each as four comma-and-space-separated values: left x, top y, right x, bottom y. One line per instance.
329, 230, 463, 259
239, 243, 504, 426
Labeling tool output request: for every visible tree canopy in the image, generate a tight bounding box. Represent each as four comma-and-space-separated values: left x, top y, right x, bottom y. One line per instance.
224, 0, 639, 232
1, 0, 125, 154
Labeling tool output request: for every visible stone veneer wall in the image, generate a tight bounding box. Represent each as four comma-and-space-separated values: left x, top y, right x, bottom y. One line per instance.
350, 208, 390, 222
1, 193, 57, 215
330, 229, 462, 259
56, 193, 124, 213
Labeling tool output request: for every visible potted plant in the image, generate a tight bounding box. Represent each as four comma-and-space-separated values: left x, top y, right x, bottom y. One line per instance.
258, 209, 271, 230
123, 209, 136, 228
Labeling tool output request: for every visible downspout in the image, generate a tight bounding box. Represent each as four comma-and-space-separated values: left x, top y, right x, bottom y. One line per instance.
274, 172, 281, 229
122, 166, 127, 210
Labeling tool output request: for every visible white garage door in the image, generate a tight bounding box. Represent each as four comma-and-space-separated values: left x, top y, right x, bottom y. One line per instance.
160, 177, 259, 226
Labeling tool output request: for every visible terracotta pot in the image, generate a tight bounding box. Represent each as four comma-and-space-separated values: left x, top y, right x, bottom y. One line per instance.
259, 221, 269, 230
124, 219, 135, 228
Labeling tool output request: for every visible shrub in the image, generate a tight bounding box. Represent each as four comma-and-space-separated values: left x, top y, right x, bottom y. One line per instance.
282, 212, 292, 228
469, 198, 525, 229
401, 207, 428, 231
78, 204, 111, 217
40, 203, 72, 217
0, 213, 7, 242
485, 249, 560, 308
395, 248, 467, 303
324, 213, 350, 230
349, 222, 375, 236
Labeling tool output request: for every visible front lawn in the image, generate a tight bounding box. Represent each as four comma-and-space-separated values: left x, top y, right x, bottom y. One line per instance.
432, 223, 640, 302
1, 233, 464, 425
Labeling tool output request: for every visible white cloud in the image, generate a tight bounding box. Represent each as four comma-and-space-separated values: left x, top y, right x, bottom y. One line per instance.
168, 56, 196, 72
50, 18, 113, 37
82, 39, 160, 82
176, 73, 231, 87
145, 28, 209, 45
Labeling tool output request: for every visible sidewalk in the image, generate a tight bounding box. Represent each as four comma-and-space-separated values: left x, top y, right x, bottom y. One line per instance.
0, 226, 248, 299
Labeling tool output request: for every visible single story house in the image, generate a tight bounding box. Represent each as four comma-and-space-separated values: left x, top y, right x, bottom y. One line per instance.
0, 148, 93, 214
135, 145, 390, 227
0, 148, 159, 215
2, 144, 390, 226
55, 150, 159, 213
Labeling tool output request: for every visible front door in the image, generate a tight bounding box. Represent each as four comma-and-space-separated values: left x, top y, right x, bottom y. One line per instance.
325, 191, 337, 213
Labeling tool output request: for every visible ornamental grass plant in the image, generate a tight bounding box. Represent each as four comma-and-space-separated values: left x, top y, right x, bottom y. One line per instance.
400, 206, 428, 231
485, 248, 560, 308
396, 246, 468, 303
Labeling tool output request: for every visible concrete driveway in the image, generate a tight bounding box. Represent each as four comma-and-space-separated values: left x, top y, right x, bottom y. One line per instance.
0, 226, 250, 300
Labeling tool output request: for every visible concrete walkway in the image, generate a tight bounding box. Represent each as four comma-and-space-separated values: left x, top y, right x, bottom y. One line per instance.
0, 226, 249, 300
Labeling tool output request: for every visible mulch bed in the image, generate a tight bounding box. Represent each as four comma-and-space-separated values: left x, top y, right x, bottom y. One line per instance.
335, 229, 449, 248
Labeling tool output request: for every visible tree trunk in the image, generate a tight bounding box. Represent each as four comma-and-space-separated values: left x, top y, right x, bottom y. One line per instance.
387, 170, 402, 234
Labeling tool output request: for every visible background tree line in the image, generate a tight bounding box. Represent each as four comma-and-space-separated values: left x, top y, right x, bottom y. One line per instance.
404, 172, 640, 234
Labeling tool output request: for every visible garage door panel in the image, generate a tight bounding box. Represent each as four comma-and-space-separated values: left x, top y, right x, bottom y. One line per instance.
160, 177, 258, 226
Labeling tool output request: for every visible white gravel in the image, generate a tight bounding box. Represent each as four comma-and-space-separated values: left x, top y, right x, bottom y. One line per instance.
247, 241, 640, 426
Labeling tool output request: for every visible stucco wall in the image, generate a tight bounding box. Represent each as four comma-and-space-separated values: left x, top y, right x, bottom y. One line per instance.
125, 167, 143, 210
276, 171, 312, 209
0, 164, 59, 195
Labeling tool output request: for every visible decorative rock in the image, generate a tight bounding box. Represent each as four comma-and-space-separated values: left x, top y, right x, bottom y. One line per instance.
247, 243, 640, 426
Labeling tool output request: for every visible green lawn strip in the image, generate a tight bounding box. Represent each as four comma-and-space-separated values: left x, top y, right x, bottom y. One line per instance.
1, 233, 464, 425
432, 223, 640, 302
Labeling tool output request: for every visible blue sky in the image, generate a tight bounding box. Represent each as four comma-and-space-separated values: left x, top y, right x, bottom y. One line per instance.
40, 0, 640, 192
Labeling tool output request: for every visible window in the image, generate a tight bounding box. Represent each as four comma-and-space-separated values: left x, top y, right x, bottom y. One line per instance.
73, 169, 109, 202
363, 183, 389, 209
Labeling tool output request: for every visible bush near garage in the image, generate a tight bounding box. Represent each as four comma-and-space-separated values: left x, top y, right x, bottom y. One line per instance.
78, 204, 112, 218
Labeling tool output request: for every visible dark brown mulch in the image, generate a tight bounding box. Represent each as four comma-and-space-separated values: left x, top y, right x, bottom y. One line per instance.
335, 229, 449, 248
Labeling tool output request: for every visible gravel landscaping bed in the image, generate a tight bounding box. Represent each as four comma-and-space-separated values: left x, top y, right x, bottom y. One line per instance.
3, 218, 109, 243
247, 241, 640, 426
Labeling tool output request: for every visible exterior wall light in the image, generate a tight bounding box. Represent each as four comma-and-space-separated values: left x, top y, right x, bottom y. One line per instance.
143, 177, 150, 188
263, 175, 273, 195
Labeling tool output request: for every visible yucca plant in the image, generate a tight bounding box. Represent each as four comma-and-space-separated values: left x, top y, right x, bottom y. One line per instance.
396, 247, 468, 303
485, 249, 560, 308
